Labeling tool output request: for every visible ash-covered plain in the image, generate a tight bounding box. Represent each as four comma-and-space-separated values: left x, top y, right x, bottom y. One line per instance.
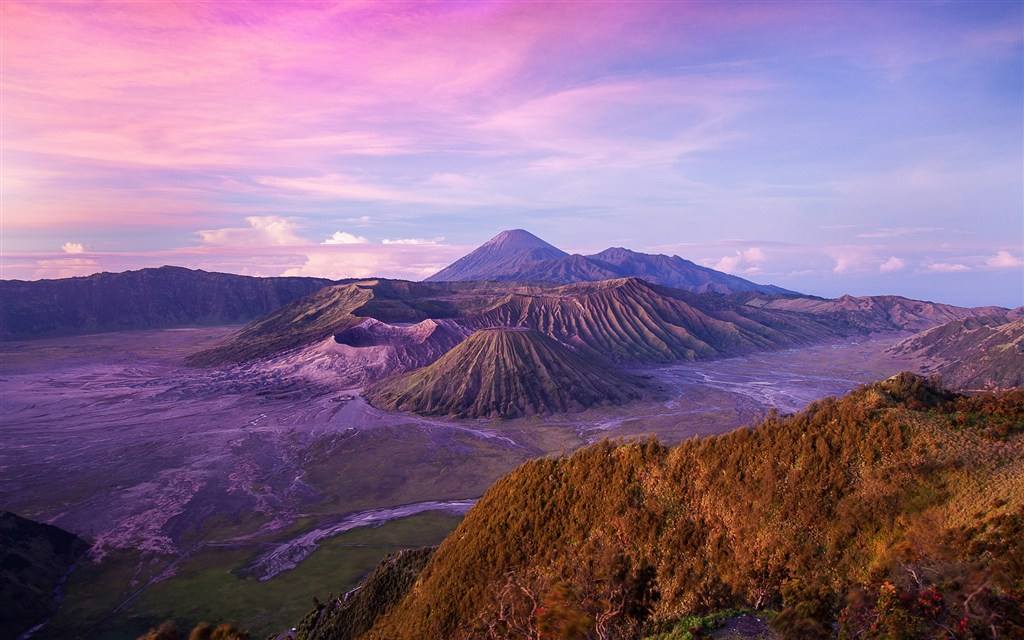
0, 327, 912, 638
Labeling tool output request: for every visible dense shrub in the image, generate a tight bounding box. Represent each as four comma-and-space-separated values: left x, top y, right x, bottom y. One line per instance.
358, 374, 1023, 639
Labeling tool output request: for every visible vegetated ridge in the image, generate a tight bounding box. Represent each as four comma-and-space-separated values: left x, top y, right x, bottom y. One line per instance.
365, 328, 648, 418
333, 374, 1024, 639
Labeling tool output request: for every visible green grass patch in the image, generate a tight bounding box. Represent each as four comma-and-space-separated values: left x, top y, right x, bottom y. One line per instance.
644, 609, 763, 640
44, 512, 461, 640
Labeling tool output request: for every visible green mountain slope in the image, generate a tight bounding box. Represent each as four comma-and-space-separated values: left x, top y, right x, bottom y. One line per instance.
365, 328, 648, 418
356, 374, 1024, 639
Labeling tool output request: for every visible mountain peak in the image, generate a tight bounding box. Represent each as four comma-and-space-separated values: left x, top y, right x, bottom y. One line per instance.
483, 229, 560, 251
424, 230, 567, 282
425, 232, 798, 295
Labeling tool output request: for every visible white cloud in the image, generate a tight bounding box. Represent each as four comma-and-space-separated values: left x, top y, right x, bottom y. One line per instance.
322, 231, 369, 245
832, 257, 854, 273
382, 237, 444, 245
61, 241, 85, 254
712, 247, 765, 274
829, 246, 874, 274
926, 262, 970, 273
879, 256, 905, 272
198, 216, 304, 246
985, 250, 1023, 269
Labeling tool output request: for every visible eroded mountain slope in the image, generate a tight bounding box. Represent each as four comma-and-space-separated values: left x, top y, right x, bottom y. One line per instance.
365, 328, 648, 418
890, 314, 1024, 389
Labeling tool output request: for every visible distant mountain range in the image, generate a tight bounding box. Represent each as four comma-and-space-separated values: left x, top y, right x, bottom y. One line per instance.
2, 229, 1016, 419
426, 229, 796, 295
181, 274, 1011, 418
0, 266, 332, 340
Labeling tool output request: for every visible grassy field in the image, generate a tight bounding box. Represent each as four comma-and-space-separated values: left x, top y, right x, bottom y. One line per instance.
43, 512, 462, 640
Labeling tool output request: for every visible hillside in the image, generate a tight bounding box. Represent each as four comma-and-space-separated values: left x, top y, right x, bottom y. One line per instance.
890, 314, 1024, 390
1, 512, 88, 639
466, 278, 838, 363
294, 547, 434, 640
345, 374, 1024, 639
426, 230, 795, 295
0, 266, 332, 341
365, 328, 648, 418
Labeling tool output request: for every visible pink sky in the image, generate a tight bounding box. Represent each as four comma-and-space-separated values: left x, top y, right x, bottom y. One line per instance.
1, 1, 1021, 305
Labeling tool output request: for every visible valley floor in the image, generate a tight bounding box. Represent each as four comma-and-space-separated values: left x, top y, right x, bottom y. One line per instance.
0, 328, 914, 639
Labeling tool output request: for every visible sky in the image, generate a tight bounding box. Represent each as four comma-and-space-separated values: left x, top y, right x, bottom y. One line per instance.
1, 0, 1022, 307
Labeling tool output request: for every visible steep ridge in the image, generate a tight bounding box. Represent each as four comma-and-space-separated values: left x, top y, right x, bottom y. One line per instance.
742, 293, 1006, 333
357, 374, 1024, 640
1, 512, 89, 639
187, 283, 375, 366
364, 328, 647, 418
425, 230, 793, 295
294, 547, 434, 640
889, 313, 1024, 390
425, 229, 568, 282
0, 266, 332, 340
464, 278, 837, 363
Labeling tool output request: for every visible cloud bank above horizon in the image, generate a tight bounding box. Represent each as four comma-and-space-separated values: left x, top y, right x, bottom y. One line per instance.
1, 1, 1021, 306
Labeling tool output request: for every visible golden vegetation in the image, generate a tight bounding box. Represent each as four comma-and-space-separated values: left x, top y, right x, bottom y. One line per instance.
360, 374, 1024, 639
136, 620, 248, 640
